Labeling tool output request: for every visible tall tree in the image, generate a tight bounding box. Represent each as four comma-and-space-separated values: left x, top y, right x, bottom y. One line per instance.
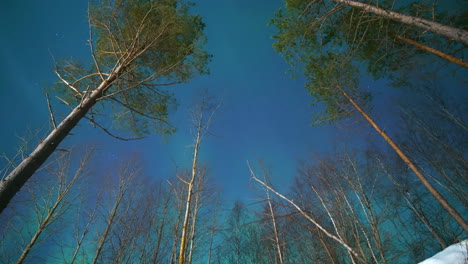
0, 0, 210, 214
331, 0, 468, 45
90, 158, 139, 264
249, 162, 363, 261
271, 0, 468, 231
272, 0, 467, 84
178, 94, 219, 264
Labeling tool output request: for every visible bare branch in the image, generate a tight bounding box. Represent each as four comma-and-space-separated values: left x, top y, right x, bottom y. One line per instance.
88, 6, 106, 82
248, 161, 362, 260
82, 115, 143, 141
44, 91, 57, 129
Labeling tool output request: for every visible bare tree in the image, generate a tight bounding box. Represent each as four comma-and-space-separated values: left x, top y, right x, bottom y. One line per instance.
206, 194, 221, 264
254, 163, 285, 264
90, 158, 139, 264
0, 149, 90, 264
249, 161, 362, 261
178, 94, 220, 264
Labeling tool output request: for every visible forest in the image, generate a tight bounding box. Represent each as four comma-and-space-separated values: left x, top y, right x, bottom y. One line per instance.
0, 0, 467, 263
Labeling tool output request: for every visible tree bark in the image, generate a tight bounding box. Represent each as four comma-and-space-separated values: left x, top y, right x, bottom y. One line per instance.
337, 85, 468, 232
266, 194, 284, 264
0, 67, 121, 214
332, 0, 468, 46
393, 34, 468, 68
178, 119, 202, 264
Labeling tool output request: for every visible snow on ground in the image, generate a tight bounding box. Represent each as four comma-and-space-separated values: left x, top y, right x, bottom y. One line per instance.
419, 240, 467, 264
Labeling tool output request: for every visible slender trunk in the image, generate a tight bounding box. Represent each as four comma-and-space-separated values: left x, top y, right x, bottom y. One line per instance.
266, 191, 284, 264
379, 159, 447, 248
170, 199, 184, 264
206, 205, 218, 264
406, 194, 447, 248
249, 165, 362, 260
0, 67, 121, 214
187, 180, 202, 264
70, 207, 97, 264
186, 206, 197, 264
16, 208, 56, 264
393, 34, 468, 68
91, 196, 121, 264
16, 154, 84, 264
338, 85, 468, 232
178, 125, 202, 264
316, 229, 338, 264
151, 194, 171, 263
332, 0, 468, 45
91, 170, 129, 264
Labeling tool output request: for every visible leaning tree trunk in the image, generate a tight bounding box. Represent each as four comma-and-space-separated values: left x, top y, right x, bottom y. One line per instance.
337, 85, 468, 232
332, 0, 468, 46
0, 66, 122, 214
392, 34, 468, 68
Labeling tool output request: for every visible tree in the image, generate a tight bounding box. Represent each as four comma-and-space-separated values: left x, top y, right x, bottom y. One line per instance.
254, 163, 285, 264
330, 0, 468, 45
90, 158, 140, 264
272, 0, 467, 81
249, 162, 363, 261
178, 94, 219, 264
0, 149, 90, 264
391, 34, 468, 69
217, 201, 269, 264
0, 0, 210, 214
271, 0, 468, 231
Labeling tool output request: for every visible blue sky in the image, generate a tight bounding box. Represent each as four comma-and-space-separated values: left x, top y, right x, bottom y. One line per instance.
0, 0, 344, 203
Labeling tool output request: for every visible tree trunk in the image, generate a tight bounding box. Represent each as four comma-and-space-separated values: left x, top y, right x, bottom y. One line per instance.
337, 85, 468, 232
91, 162, 134, 264
263, 176, 284, 264
0, 67, 120, 214
178, 124, 202, 264
17, 152, 86, 264
333, 0, 468, 45
393, 34, 468, 68
249, 164, 362, 260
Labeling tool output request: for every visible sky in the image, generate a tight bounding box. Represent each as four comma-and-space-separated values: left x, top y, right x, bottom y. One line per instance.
0, 1, 466, 263
0, 0, 343, 203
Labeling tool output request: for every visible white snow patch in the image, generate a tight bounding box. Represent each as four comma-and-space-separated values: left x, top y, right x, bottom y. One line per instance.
419, 240, 468, 264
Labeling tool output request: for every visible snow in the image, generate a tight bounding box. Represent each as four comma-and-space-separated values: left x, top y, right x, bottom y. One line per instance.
419, 240, 468, 264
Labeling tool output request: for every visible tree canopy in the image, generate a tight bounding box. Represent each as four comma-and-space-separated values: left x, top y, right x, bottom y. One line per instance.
0, 0, 210, 215
55, 0, 211, 136
271, 0, 467, 122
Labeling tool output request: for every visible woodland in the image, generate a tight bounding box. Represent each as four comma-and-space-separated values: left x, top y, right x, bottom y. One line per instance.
0, 0, 467, 263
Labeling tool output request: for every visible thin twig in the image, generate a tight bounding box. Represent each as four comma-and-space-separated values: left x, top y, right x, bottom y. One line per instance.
44, 91, 57, 129
82, 115, 143, 141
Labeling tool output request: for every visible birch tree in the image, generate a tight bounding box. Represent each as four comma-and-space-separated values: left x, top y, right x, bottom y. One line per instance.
0, 0, 210, 214
178, 95, 219, 264
0, 149, 90, 264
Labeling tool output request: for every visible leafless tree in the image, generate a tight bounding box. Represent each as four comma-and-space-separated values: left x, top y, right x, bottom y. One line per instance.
178, 93, 220, 264
0, 149, 90, 264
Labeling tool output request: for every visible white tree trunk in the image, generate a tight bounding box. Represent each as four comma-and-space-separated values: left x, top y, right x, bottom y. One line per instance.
333, 0, 468, 45
0, 67, 121, 214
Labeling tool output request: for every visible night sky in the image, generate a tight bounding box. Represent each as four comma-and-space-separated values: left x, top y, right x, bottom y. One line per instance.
0, 0, 343, 203
1, 2, 467, 263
